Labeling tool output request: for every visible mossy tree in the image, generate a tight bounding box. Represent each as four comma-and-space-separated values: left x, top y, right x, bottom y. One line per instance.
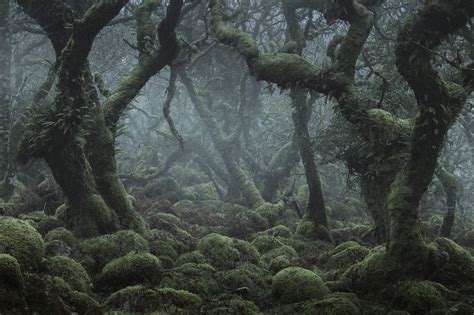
16, 0, 184, 237
208, 0, 474, 266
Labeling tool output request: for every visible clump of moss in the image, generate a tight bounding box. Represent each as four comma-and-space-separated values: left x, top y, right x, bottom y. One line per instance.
150, 239, 179, 260
150, 226, 195, 254
428, 237, 474, 293
23, 274, 101, 314
105, 285, 202, 313
79, 230, 149, 273
456, 230, 474, 249
262, 245, 298, 265
272, 267, 329, 304
44, 256, 91, 293
205, 297, 261, 315
257, 225, 292, 239
322, 241, 369, 270
0, 216, 45, 270
218, 262, 272, 302
37, 216, 64, 235
44, 240, 72, 258
44, 227, 78, 248
295, 219, 333, 243
255, 203, 285, 226
269, 255, 291, 274
251, 235, 286, 254
160, 263, 220, 298
197, 233, 260, 270
335, 246, 400, 296
228, 210, 269, 238
147, 212, 183, 230
98, 253, 162, 291
176, 251, 207, 266
270, 292, 360, 315
0, 254, 25, 312
391, 281, 446, 314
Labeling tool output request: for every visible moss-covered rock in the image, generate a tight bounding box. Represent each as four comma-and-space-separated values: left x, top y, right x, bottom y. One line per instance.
251, 235, 286, 254
98, 253, 162, 291
218, 263, 272, 302
44, 240, 72, 258
44, 256, 91, 293
205, 297, 261, 315
262, 245, 298, 265
323, 241, 369, 270
0, 254, 25, 312
147, 212, 183, 230
228, 210, 269, 238
44, 227, 78, 248
269, 255, 291, 274
197, 233, 260, 270
257, 225, 292, 239
24, 274, 101, 315
105, 285, 202, 313
428, 237, 474, 293
272, 267, 329, 304
176, 251, 207, 266
295, 219, 333, 242
391, 281, 446, 314
0, 216, 44, 270
456, 230, 474, 249
79, 230, 149, 272
336, 246, 399, 296
269, 292, 360, 315
37, 216, 64, 235
160, 263, 220, 298
150, 239, 179, 260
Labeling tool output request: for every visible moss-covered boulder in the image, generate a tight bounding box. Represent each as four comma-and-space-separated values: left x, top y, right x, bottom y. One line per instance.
205, 297, 261, 315
251, 235, 286, 254
295, 219, 333, 243
269, 292, 360, 315
105, 285, 202, 313
44, 256, 91, 293
272, 267, 329, 304
197, 233, 260, 270
323, 241, 369, 270
218, 263, 272, 302
228, 210, 269, 238
44, 240, 72, 258
160, 263, 220, 298
79, 230, 149, 272
37, 216, 64, 235
98, 253, 162, 291
428, 238, 474, 293
176, 251, 207, 266
391, 281, 446, 314
257, 225, 292, 239
0, 216, 44, 270
44, 227, 77, 248
0, 254, 25, 311
24, 274, 101, 315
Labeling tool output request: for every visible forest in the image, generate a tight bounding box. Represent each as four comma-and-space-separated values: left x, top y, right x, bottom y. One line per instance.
0, 0, 474, 314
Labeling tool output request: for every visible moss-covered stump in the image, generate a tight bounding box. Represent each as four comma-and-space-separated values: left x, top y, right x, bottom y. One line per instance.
197, 233, 260, 270
105, 285, 202, 313
0, 254, 25, 311
269, 292, 361, 315
98, 253, 162, 291
44, 227, 78, 248
79, 230, 149, 273
272, 267, 329, 304
0, 216, 45, 270
24, 274, 101, 315
218, 263, 272, 303
160, 263, 220, 298
428, 238, 474, 293
391, 281, 446, 314
44, 256, 91, 293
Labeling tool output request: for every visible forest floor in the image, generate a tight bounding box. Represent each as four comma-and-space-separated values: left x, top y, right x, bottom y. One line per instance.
1, 170, 474, 314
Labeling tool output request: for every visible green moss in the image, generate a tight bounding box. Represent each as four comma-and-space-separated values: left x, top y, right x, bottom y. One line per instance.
24, 274, 101, 314
0, 216, 45, 270
55, 203, 67, 221
262, 245, 298, 265
188, 183, 219, 200
147, 212, 183, 230
0, 254, 25, 312
392, 281, 446, 314
44, 240, 72, 257
295, 219, 332, 242
197, 233, 259, 270
79, 230, 149, 272
269, 255, 291, 274
336, 246, 400, 296
44, 256, 91, 293
429, 238, 474, 293
37, 216, 64, 235
160, 263, 220, 298
229, 210, 269, 237
272, 267, 329, 304
251, 235, 286, 254
456, 230, 474, 249
0, 254, 23, 290
176, 251, 207, 266
218, 263, 271, 302
273, 292, 360, 314
105, 285, 202, 313
44, 227, 78, 247
150, 239, 179, 260
257, 225, 292, 239
254, 203, 285, 226
98, 253, 162, 290
324, 241, 369, 270
205, 297, 261, 315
